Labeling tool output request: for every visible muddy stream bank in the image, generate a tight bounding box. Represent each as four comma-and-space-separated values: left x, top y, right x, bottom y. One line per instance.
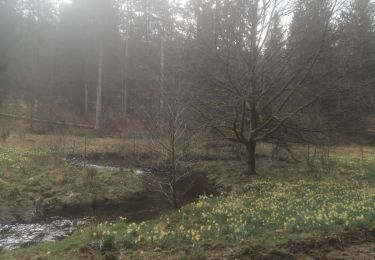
0, 159, 215, 250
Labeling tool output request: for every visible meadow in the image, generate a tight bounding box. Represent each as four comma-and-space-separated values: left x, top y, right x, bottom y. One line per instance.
0, 132, 374, 259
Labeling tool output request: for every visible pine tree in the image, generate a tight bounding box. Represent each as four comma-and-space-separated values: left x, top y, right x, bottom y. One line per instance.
0, 0, 19, 106
264, 12, 284, 59
338, 0, 375, 80
288, 0, 332, 67
334, 0, 375, 138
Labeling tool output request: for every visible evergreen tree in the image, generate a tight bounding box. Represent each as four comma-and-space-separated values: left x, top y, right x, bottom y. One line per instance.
333, 0, 375, 138
264, 12, 285, 59
263, 12, 285, 83
338, 0, 375, 80
0, 0, 19, 107
288, 0, 333, 67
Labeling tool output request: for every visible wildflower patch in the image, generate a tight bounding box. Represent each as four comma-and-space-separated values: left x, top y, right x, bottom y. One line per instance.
89, 180, 374, 249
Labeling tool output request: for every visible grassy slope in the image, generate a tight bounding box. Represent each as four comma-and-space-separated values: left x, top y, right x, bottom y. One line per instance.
0, 134, 146, 222
1, 135, 375, 259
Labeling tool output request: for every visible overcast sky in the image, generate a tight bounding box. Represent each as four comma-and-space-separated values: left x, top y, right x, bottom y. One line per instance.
58, 0, 189, 5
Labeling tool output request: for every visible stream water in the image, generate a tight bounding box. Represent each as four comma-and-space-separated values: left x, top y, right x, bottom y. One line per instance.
0, 160, 210, 250
63, 157, 148, 174
0, 217, 87, 250
0, 161, 150, 250
0, 208, 162, 250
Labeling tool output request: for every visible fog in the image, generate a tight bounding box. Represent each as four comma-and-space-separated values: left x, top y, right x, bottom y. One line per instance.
0, 0, 374, 258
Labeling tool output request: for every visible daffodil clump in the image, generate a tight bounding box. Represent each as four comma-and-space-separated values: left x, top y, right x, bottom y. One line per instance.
89, 179, 374, 249
0, 149, 47, 169
330, 154, 375, 175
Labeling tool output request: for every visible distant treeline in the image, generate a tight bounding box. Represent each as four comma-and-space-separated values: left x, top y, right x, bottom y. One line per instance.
0, 0, 374, 142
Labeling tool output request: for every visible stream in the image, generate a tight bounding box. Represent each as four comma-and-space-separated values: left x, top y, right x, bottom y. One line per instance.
0, 159, 212, 250
0, 161, 152, 251
0, 208, 162, 250
0, 217, 86, 250
63, 157, 149, 174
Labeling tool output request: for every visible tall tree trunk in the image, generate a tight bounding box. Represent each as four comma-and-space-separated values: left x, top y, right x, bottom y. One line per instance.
95, 47, 103, 130
30, 0, 41, 133
29, 99, 34, 132
245, 140, 257, 175
84, 81, 88, 117
121, 79, 127, 129
122, 28, 129, 132
171, 126, 177, 209
246, 0, 259, 176
83, 59, 89, 119
145, 0, 150, 44
159, 35, 165, 115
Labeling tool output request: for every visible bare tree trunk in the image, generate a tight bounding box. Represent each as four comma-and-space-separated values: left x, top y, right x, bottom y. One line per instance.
48, 30, 56, 123
171, 123, 178, 209
95, 46, 103, 130
84, 81, 88, 117
307, 144, 310, 165
30, 0, 41, 133
246, 1, 259, 176
160, 35, 165, 115
122, 81, 128, 128
122, 29, 129, 132
171, 153, 178, 209
245, 140, 257, 175
144, 0, 150, 45
83, 52, 89, 119
84, 134, 87, 168
29, 99, 34, 132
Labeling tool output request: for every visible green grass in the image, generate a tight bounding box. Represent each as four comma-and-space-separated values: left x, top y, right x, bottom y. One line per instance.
1, 136, 375, 259
2, 176, 373, 259
87, 179, 374, 248
0, 144, 144, 221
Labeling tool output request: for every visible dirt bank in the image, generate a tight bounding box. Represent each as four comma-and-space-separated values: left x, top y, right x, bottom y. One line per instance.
230, 229, 375, 260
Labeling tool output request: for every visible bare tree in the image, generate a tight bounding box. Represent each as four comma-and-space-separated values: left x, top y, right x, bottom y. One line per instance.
141, 74, 195, 209
196, 0, 338, 175
160, 34, 165, 115
93, 0, 118, 130
95, 43, 103, 130
121, 31, 129, 133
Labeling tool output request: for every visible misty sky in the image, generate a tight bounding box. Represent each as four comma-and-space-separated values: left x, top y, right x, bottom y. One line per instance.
58, 0, 189, 5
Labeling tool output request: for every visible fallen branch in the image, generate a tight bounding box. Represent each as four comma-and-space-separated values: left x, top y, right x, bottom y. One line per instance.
0, 113, 93, 129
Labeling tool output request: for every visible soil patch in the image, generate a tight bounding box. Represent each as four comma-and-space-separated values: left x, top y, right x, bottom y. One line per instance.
232, 229, 375, 260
